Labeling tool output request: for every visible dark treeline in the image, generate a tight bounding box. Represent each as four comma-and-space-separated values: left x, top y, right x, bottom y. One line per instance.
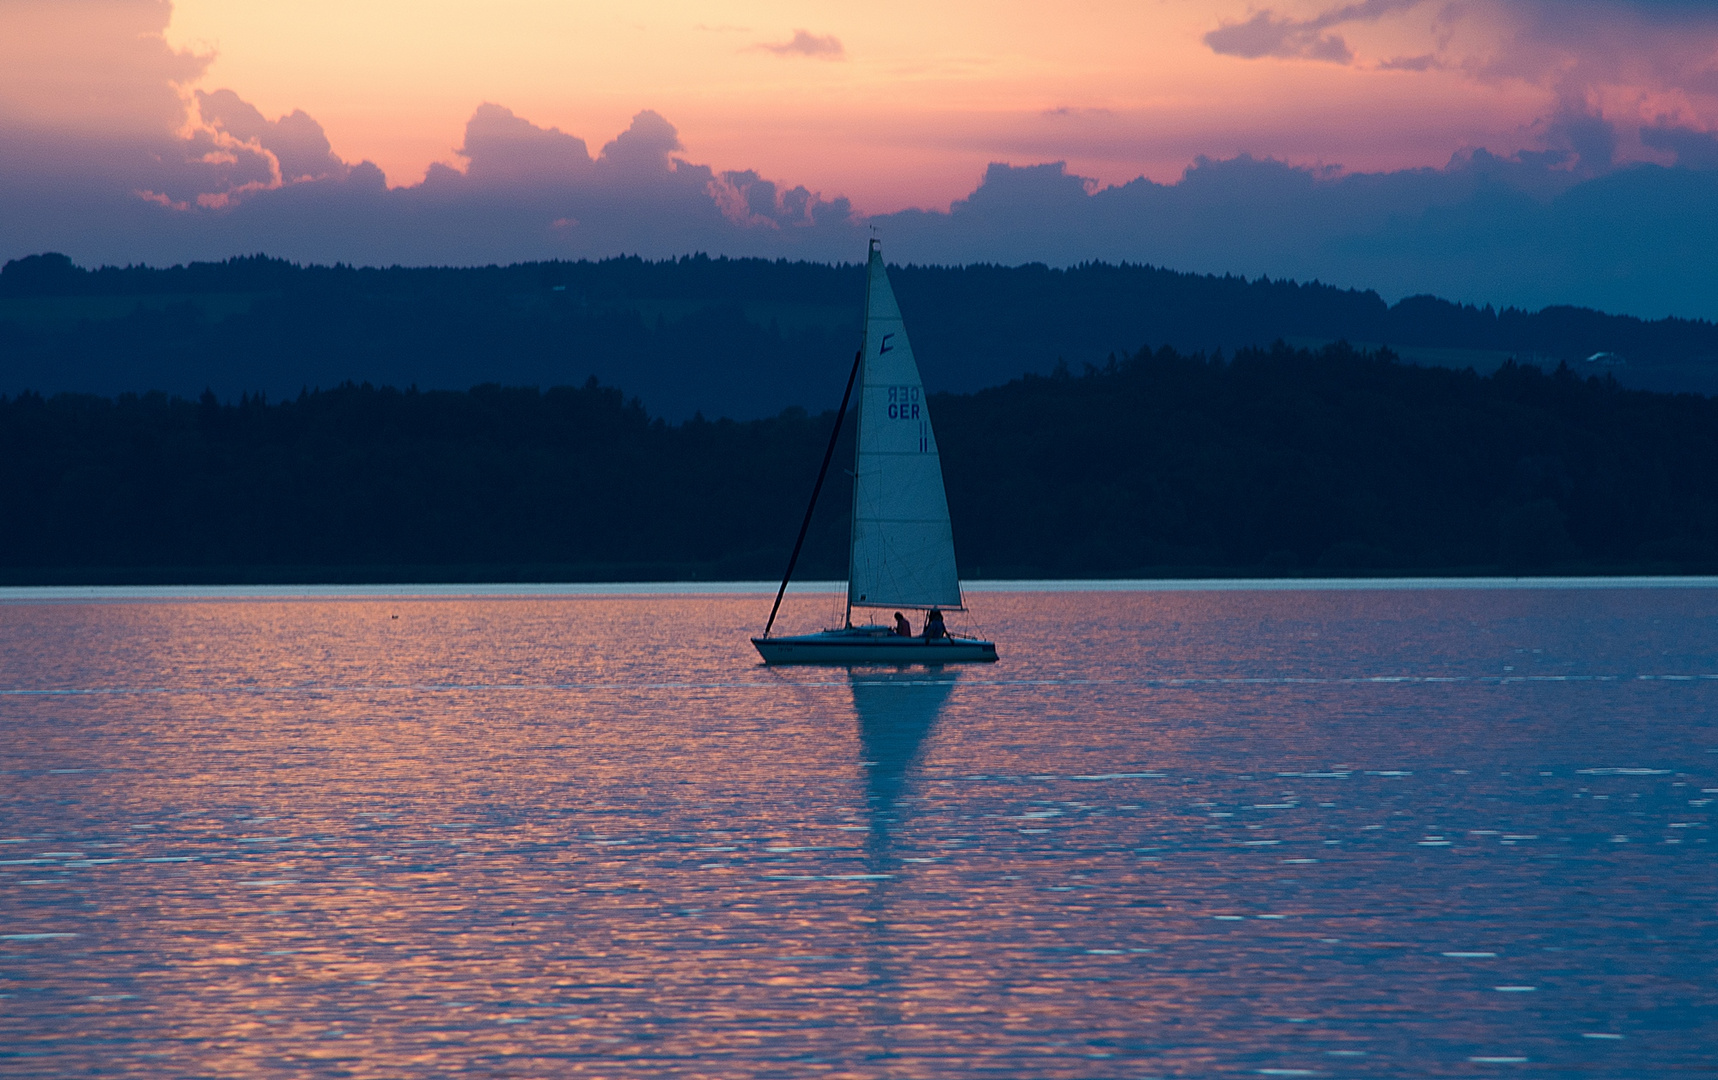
6, 253, 1718, 421
5, 342, 1718, 584
0, 379, 842, 583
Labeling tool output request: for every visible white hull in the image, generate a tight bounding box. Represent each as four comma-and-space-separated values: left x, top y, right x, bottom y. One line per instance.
753, 627, 997, 665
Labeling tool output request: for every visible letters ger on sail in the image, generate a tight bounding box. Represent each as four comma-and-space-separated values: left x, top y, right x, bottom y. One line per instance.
849, 248, 964, 610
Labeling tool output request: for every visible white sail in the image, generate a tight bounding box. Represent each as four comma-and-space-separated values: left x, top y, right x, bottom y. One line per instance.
848, 244, 964, 611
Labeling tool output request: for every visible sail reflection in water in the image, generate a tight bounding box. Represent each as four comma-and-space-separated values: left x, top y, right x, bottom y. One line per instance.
851, 668, 959, 861
848, 669, 960, 1052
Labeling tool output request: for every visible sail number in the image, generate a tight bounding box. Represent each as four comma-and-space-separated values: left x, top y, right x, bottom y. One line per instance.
886, 385, 921, 420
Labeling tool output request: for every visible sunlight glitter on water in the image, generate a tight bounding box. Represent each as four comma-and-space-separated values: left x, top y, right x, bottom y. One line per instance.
0, 588, 1714, 1077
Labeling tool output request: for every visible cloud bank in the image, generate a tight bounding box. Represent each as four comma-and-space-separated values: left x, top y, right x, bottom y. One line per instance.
5, 0, 1718, 320
1206, 0, 1718, 138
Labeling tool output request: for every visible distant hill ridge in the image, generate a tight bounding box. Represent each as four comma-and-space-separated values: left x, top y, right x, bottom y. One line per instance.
5, 251, 1718, 418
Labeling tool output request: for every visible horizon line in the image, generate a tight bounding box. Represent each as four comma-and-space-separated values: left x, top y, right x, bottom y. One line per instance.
5, 576, 1718, 603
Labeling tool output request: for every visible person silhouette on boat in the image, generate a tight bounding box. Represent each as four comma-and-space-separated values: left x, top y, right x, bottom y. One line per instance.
893, 612, 913, 637
923, 609, 947, 641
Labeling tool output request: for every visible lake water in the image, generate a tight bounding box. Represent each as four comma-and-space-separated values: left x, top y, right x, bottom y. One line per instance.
1, 585, 1714, 1077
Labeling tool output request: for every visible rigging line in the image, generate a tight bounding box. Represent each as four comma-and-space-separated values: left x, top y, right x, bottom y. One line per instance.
762, 348, 864, 638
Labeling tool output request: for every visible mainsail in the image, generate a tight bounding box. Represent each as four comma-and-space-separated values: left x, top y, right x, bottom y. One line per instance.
848, 244, 964, 611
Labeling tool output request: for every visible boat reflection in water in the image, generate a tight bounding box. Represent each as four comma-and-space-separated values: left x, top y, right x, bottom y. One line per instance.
852, 667, 959, 852
847, 667, 960, 1048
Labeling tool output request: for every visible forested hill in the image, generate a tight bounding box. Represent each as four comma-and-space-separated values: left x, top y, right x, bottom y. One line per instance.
6, 342, 1718, 585
5, 252, 1718, 420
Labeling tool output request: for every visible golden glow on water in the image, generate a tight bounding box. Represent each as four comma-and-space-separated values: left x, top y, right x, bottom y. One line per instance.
0, 590, 1714, 1075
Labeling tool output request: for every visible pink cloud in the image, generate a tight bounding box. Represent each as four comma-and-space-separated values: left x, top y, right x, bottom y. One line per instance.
455, 103, 593, 186
754, 30, 845, 59
1205, 0, 1421, 64
197, 89, 349, 184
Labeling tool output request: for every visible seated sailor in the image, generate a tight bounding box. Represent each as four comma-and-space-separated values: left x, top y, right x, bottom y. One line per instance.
923, 608, 947, 641
893, 612, 913, 637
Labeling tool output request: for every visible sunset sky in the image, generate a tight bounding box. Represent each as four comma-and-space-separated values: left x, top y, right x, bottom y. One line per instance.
5, 1, 1718, 317
153, 0, 1699, 206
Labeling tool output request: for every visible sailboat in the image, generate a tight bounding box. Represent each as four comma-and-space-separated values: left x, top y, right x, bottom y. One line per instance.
752, 240, 998, 664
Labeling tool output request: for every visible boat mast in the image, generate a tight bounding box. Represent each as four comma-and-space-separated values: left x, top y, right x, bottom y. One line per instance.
760, 347, 863, 639
846, 237, 881, 629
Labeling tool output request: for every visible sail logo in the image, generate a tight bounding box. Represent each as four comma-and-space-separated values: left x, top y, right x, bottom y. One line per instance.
886, 385, 921, 420
879, 333, 895, 355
